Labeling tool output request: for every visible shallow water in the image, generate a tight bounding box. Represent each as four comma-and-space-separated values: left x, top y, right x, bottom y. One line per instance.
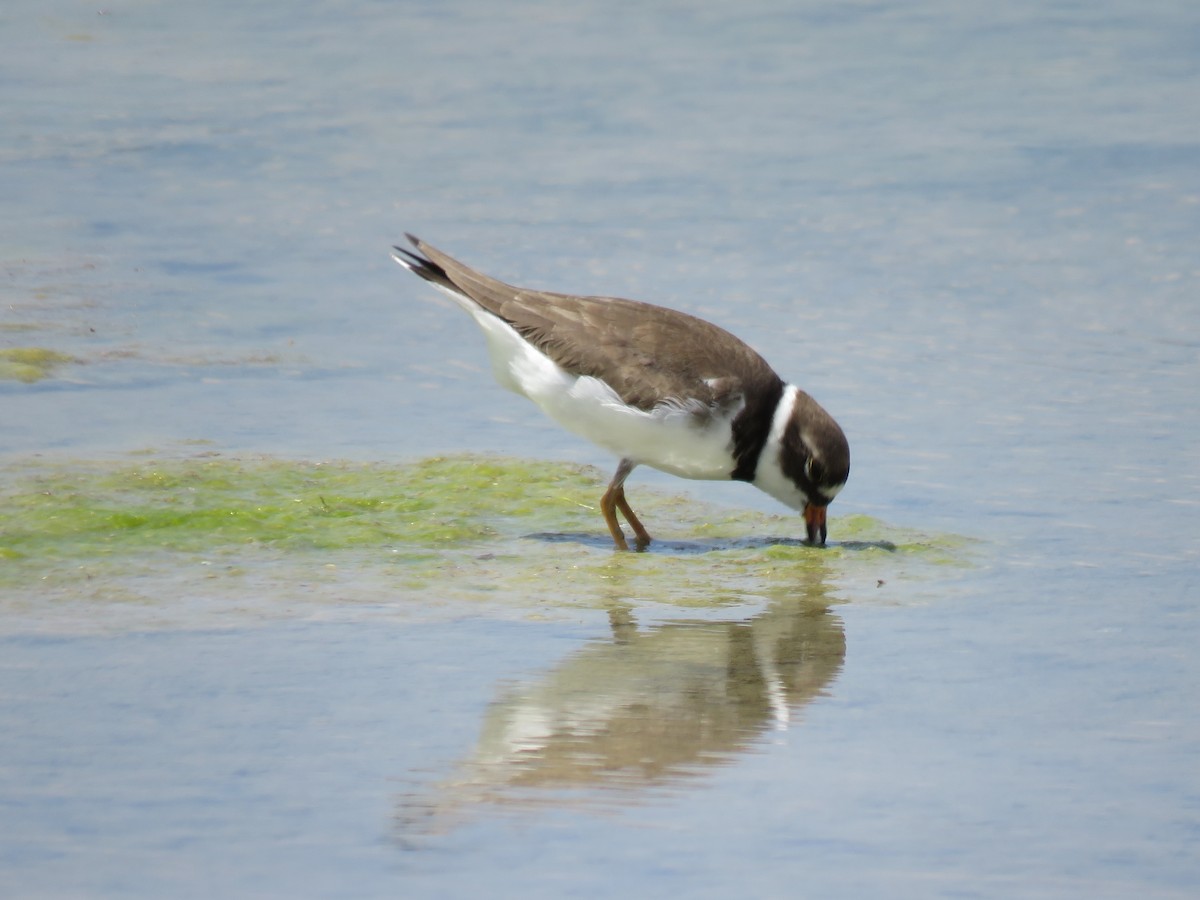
2, 0, 1199, 896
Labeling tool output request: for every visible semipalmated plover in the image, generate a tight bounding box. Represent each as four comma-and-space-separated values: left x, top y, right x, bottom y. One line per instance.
392, 235, 849, 550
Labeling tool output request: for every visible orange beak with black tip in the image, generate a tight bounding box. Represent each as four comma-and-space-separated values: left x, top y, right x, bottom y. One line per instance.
804, 503, 828, 547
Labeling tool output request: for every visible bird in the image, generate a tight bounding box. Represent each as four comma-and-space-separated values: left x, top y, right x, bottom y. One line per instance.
391, 234, 849, 551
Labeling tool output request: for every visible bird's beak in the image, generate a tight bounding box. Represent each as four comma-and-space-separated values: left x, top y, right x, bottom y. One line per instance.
804, 504, 828, 547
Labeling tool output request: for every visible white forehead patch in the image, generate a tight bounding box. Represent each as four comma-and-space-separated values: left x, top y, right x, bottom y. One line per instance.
801, 428, 820, 458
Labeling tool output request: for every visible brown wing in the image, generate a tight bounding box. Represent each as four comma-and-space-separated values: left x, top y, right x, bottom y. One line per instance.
408, 236, 783, 414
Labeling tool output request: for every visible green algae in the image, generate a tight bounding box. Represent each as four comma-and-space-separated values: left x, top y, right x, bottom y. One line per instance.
0, 347, 77, 382
0, 456, 596, 559
0, 454, 975, 624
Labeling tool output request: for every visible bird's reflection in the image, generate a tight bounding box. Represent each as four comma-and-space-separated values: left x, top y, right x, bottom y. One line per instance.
398, 587, 846, 836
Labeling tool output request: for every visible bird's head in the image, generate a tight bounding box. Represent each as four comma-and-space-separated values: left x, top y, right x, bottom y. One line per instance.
781, 394, 850, 547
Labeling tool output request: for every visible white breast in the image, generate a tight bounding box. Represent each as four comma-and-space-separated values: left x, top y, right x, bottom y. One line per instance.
467, 304, 741, 481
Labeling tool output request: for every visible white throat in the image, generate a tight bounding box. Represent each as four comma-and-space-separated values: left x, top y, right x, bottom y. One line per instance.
751, 384, 812, 512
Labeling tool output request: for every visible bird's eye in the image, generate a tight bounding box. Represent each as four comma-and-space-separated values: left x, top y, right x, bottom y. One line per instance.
805, 457, 824, 484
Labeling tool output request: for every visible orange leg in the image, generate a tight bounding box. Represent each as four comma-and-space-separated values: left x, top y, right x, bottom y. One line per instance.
599, 482, 629, 551
614, 489, 651, 550
600, 459, 651, 551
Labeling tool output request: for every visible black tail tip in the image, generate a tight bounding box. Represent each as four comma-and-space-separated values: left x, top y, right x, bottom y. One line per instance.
391, 233, 426, 266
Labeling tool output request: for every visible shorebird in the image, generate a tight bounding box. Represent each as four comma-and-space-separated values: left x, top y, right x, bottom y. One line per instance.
392, 235, 849, 550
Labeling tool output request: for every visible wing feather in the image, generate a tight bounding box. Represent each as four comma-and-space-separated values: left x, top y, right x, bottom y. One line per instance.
404, 236, 782, 414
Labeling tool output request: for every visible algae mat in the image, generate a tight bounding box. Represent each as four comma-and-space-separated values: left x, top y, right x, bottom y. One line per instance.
0, 347, 78, 383
0, 454, 972, 632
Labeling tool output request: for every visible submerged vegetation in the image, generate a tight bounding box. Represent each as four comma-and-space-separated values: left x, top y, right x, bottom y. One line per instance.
0, 454, 973, 624
0, 347, 77, 382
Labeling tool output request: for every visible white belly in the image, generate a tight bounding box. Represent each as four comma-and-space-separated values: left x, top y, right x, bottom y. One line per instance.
468, 306, 738, 481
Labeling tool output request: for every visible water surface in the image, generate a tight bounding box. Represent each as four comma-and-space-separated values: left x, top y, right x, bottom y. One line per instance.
2, 0, 1198, 897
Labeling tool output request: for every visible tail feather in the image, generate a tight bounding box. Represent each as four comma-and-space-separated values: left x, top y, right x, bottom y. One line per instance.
390, 234, 458, 293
